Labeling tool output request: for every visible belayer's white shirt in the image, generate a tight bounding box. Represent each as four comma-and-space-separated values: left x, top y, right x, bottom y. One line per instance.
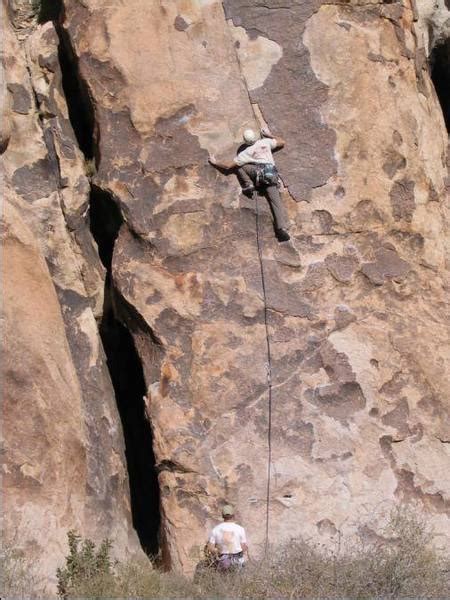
209, 521, 247, 555
234, 138, 277, 166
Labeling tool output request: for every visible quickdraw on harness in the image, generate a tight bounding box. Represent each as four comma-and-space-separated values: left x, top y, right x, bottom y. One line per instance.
253, 189, 274, 555
255, 163, 279, 188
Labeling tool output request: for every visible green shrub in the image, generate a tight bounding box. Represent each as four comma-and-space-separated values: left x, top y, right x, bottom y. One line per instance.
55, 532, 197, 599
56, 530, 115, 599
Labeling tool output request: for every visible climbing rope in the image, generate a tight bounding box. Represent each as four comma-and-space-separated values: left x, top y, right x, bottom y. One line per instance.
254, 190, 274, 554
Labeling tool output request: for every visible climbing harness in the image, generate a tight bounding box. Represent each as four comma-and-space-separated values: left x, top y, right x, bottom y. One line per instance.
254, 190, 274, 554
255, 163, 279, 188
217, 551, 245, 572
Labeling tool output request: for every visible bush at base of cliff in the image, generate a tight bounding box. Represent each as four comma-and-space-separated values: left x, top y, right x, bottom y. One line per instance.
56, 530, 116, 599
55, 531, 197, 600
55, 510, 450, 599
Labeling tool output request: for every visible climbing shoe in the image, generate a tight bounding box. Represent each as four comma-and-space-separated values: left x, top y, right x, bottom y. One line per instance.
276, 228, 290, 242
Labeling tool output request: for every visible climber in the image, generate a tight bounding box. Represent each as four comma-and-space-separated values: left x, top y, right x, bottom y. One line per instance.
207, 504, 248, 572
209, 127, 290, 242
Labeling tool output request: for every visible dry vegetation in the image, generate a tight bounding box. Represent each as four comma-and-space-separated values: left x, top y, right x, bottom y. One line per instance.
2, 510, 449, 599
1, 545, 44, 600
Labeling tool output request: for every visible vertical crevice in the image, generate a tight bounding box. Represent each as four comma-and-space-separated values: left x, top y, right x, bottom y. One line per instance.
430, 39, 450, 133
37, 0, 63, 24
54, 11, 97, 162
54, 7, 162, 557
100, 295, 162, 557
89, 186, 122, 270
33, 0, 97, 159
89, 186, 161, 556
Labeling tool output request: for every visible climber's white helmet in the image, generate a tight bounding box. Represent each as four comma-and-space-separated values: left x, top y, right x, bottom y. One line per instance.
243, 128, 258, 145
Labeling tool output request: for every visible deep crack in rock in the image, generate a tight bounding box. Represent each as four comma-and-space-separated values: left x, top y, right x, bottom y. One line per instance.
430, 38, 450, 132
89, 185, 161, 557
56, 17, 97, 161
56, 18, 162, 555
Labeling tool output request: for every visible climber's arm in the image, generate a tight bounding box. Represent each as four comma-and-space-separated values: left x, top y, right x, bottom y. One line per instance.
207, 530, 219, 556
209, 155, 237, 171
261, 127, 285, 149
207, 541, 218, 554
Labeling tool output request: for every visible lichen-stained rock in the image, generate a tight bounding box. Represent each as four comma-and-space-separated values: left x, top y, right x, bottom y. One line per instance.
2, 9, 141, 588
224, 0, 337, 202
59, 0, 450, 572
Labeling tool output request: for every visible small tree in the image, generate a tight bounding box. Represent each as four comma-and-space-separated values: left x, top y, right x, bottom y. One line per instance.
56, 531, 114, 599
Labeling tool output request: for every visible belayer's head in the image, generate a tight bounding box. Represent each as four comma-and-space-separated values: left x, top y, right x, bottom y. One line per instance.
222, 504, 235, 521
243, 128, 258, 145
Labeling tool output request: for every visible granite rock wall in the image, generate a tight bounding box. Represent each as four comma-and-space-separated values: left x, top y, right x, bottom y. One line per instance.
2, 0, 449, 583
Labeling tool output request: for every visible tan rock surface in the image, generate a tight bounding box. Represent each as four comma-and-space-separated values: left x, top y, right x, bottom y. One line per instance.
60, 0, 450, 573
2, 0, 450, 585
2, 5, 141, 590
2, 200, 88, 590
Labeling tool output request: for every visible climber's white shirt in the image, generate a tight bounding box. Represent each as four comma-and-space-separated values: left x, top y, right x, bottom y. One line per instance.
209, 521, 247, 554
234, 138, 277, 166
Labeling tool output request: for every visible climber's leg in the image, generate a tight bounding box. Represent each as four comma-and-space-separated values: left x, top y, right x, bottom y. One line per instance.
265, 185, 289, 239
237, 164, 258, 194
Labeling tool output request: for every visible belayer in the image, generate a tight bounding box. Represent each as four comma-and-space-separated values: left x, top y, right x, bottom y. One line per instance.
207, 504, 249, 572
209, 127, 290, 242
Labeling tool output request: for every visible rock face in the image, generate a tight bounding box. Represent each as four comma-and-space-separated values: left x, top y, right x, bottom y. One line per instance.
3, 0, 450, 584
2, 4, 141, 591
58, 0, 450, 571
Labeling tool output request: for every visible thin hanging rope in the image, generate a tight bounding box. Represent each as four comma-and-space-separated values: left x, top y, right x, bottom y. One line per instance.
254, 191, 274, 554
